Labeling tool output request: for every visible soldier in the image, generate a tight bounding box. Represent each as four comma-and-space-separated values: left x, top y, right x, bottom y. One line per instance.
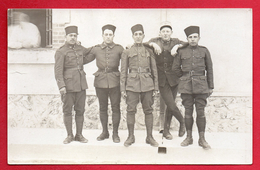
54, 26, 92, 144
144, 21, 186, 139
172, 26, 214, 150
85, 24, 124, 143
121, 24, 159, 147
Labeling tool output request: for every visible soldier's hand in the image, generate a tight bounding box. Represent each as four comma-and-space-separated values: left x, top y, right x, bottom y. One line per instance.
149, 42, 162, 55
59, 87, 67, 95
126, 44, 132, 49
171, 44, 182, 56
76, 41, 81, 45
152, 90, 158, 97
121, 91, 127, 99
209, 89, 213, 96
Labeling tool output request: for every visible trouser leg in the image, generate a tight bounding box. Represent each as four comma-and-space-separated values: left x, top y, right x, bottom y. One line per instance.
159, 95, 166, 133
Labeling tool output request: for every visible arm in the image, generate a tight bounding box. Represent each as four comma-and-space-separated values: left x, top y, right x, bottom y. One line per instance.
120, 50, 129, 92
172, 52, 183, 78
205, 48, 214, 89
54, 51, 65, 91
83, 46, 96, 64
150, 52, 159, 91
171, 39, 189, 56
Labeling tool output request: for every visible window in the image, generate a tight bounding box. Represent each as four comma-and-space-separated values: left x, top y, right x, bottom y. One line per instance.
8, 9, 52, 48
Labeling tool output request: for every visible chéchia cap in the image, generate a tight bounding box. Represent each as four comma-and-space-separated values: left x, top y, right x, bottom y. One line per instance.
131, 24, 144, 34
160, 21, 172, 31
65, 26, 78, 35
184, 26, 200, 37
102, 24, 116, 33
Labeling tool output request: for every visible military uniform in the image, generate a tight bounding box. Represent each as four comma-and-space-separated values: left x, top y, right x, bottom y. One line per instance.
54, 35, 92, 144
146, 37, 186, 138
172, 26, 214, 149
85, 41, 124, 142
121, 24, 159, 147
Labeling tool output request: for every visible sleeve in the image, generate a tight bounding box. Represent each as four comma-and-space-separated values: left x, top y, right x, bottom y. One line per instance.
54, 51, 65, 89
143, 38, 157, 50
83, 46, 96, 64
150, 51, 159, 91
176, 38, 189, 47
172, 51, 183, 78
120, 50, 129, 92
205, 48, 214, 89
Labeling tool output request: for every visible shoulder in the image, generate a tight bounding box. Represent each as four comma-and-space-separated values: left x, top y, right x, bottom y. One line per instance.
198, 45, 210, 52
114, 44, 124, 51
150, 37, 161, 42
56, 44, 67, 54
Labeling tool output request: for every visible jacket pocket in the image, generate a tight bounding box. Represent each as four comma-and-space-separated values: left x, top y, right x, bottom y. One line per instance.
191, 76, 209, 94
64, 74, 73, 91
178, 76, 192, 93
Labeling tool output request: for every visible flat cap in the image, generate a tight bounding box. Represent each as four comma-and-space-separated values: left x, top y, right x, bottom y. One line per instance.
131, 24, 144, 34
102, 24, 116, 33
65, 26, 78, 35
184, 26, 200, 37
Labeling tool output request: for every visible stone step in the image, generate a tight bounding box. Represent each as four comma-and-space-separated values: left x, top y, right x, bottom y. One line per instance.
8, 128, 252, 164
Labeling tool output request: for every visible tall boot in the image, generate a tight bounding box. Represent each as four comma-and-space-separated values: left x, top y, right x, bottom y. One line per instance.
63, 115, 74, 144
97, 113, 109, 141
159, 113, 165, 133
112, 112, 121, 143
163, 109, 173, 140
172, 109, 185, 137
198, 132, 211, 150
75, 115, 88, 143
124, 114, 135, 147
145, 114, 159, 147
181, 117, 194, 146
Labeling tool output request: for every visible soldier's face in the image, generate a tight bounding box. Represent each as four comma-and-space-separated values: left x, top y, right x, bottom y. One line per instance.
187, 33, 200, 46
160, 27, 172, 41
65, 33, 77, 45
132, 31, 145, 44
103, 29, 114, 44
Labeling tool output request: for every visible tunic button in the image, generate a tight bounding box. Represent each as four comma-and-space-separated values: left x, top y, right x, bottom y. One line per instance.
192, 63, 194, 65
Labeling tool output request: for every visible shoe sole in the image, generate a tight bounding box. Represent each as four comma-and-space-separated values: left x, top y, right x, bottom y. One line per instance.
181, 140, 193, 147
198, 142, 211, 150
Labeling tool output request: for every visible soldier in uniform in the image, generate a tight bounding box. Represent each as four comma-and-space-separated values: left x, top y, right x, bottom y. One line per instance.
85, 24, 124, 143
172, 26, 214, 149
144, 22, 187, 139
54, 26, 92, 144
120, 24, 159, 147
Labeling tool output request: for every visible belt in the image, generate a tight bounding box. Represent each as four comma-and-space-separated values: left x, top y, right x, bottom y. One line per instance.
129, 67, 151, 73
98, 67, 119, 73
183, 70, 205, 76
65, 66, 83, 71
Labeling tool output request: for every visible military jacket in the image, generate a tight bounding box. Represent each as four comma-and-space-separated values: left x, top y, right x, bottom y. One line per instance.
172, 45, 214, 94
54, 43, 92, 92
146, 37, 187, 87
120, 43, 159, 92
85, 42, 124, 88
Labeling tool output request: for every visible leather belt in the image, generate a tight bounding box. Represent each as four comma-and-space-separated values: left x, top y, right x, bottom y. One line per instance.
129, 67, 151, 73
98, 67, 119, 73
183, 70, 205, 76
65, 66, 83, 71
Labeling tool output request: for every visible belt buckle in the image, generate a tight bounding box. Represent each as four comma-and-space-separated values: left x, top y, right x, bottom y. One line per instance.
190, 70, 194, 76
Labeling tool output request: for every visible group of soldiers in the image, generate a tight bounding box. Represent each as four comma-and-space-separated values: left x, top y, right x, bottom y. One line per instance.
54, 22, 214, 150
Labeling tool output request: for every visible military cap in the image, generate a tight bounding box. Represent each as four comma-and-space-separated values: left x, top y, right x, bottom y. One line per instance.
102, 24, 116, 33
184, 26, 200, 37
131, 24, 144, 34
160, 21, 172, 30
65, 26, 78, 35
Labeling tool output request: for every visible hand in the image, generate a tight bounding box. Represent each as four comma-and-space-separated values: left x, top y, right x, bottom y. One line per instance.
152, 90, 158, 97
59, 87, 66, 95
121, 91, 127, 99
209, 89, 213, 96
150, 42, 162, 55
126, 44, 132, 49
171, 44, 182, 56
76, 41, 81, 45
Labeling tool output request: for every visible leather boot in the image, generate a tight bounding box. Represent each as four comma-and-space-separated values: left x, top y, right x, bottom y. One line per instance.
163, 109, 173, 140
112, 112, 121, 143
181, 130, 193, 146
75, 115, 88, 143
159, 113, 164, 134
145, 114, 159, 147
124, 114, 135, 147
172, 109, 185, 137
63, 115, 74, 144
198, 132, 211, 150
97, 113, 109, 141
179, 121, 186, 137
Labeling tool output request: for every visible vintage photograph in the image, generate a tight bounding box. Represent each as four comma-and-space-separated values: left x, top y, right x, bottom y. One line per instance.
7, 9, 252, 164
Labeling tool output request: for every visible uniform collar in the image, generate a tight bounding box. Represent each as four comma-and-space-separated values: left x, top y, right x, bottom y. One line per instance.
64, 42, 77, 49
101, 42, 115, 49
133, 43, 143, 47
188, 44, 199, 49
160, 38, 171, 44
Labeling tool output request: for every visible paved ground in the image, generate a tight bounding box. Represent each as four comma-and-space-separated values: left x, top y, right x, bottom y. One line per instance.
8, 128, 252, 164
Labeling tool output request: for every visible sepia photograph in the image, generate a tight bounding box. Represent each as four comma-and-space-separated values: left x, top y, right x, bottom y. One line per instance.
7, 8, 252, 164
